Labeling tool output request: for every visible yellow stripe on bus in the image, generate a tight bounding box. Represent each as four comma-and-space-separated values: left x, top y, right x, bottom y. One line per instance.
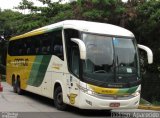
10, 29, 45, 41
88, 84, 119, 95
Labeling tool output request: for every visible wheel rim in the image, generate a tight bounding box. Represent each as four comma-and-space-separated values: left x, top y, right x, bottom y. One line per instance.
57, 92, 63, 105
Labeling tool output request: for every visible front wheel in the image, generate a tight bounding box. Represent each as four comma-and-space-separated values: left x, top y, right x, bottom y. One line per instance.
54, 86, 67, 111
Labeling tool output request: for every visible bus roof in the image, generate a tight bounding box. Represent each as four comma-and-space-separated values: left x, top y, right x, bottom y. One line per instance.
10, 20, 134, 40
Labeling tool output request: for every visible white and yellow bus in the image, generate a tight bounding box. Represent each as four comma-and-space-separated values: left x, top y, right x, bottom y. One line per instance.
6, 20, 153, 110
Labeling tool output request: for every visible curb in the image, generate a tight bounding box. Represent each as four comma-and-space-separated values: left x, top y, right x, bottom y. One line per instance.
138, 105, 160, 111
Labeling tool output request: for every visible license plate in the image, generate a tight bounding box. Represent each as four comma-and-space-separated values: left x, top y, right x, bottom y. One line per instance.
109, 103, 120, 107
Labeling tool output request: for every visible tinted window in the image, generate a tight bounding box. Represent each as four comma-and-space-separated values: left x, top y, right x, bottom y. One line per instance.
8, 30, 64, 60
64, 29, 80, 77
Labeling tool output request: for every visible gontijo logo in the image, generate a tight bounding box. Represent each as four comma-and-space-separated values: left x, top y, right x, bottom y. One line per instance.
12, 58, 29, 66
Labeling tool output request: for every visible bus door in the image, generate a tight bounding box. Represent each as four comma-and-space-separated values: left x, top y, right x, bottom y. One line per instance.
66, 49, 80, 105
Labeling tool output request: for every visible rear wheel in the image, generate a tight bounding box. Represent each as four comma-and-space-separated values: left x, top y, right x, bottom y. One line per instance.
54, 86, 67, 111
16, 81, 23, 95
12, 79, 17, 93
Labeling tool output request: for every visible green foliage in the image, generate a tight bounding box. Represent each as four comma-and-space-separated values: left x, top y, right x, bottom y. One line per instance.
82, 9, 103, 20
152, 101, 160, 106
1, 75, 6, 81
135, 0, 160, 39
0, 10, 23, 38
0, 39, 8, 74
16, 0, 34, 10
92, 0, 117, 5
129, 0, 160, 73
71, 0, 125, 24
41, 3, 72, 18
140, 98, 151, 105
49, 10, 73, 23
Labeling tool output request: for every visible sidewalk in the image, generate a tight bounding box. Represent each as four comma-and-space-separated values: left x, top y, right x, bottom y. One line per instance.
138, 105, 160, 111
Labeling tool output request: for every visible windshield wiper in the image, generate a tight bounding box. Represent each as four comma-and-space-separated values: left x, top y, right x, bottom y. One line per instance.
93, 70, 107, 73
112, 56, 120, 69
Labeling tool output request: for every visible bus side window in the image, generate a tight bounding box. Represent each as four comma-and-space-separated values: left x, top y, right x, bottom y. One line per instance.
47, 46, 51, 53
19, 42, 26, 55
54, 45, 63, 58
8, 41, 16, 56
17, 40, 22, 55
19, 49, 23, 54
27, 48, 30, 54
52, 30, 64, 60
30, 38, 37, 55
39, 33, 52, 55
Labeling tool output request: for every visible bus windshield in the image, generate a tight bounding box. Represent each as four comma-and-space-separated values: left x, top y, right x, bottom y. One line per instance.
82, 33, 140, 87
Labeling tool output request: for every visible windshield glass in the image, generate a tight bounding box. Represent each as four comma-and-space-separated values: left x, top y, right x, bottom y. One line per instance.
114, 38, 137, 74
82, 33, 140, 87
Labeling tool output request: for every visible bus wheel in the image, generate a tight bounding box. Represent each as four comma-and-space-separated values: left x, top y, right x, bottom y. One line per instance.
12, 79, 17, 93
54, 86, 66, 111
16, 79, 23, 95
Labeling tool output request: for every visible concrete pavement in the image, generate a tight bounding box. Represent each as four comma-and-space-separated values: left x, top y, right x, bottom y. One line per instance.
0, 82, 61, 112
0, 82, 110, 118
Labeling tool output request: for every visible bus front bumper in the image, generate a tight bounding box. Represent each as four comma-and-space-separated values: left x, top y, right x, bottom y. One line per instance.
78, 91, 140, 110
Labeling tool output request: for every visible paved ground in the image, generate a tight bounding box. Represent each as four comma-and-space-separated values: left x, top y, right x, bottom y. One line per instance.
0, 82, 60, 112
0, 82, 159, 118
0, 82, 111, 118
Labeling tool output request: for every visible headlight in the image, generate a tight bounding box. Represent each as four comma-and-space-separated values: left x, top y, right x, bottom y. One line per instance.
79, 85, 96, 95
132, 90, 141, 97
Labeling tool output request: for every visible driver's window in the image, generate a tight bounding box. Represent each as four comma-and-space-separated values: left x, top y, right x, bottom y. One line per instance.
71, 48, 80, 77
64, 29, 80, 77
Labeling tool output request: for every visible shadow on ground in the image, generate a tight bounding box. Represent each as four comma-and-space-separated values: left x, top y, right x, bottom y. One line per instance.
20, 91, 111, 117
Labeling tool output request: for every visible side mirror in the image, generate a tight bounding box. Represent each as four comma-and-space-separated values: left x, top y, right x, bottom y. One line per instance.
138, 44, 153, 64
71, 38, 86, 59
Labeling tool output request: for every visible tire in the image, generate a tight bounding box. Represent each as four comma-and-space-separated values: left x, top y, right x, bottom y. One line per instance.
12, 80, 17, 93
54, 86, 67, 111
16, 80, 23, 95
